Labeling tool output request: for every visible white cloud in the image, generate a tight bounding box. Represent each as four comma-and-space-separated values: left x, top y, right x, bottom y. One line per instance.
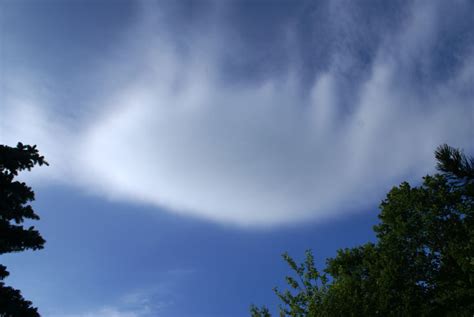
1, 1, 473, 227
60, 307, 147, 317
48, 287, 173, 317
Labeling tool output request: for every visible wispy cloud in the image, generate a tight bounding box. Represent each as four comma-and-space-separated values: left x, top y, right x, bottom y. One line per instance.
48, 286, 176, 317
58, 307, 148, 317
2, 0, 473, 226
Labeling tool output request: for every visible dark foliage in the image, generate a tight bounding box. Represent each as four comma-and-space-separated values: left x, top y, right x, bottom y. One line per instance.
251, 144, 474, 316
0, 143, 48, 317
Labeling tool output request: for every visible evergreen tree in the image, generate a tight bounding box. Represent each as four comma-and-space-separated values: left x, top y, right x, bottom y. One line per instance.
0, 143, 48, 316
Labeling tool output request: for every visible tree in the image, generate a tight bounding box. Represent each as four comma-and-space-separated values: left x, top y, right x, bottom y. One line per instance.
251, 144, 474, 316
0, 142, 48, 316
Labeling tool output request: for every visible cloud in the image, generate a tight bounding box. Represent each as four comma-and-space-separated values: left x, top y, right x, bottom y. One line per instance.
48, 287, 174, 317
59, 307, 147, 317
2, 0, 473, 227
50, 293, 152, 317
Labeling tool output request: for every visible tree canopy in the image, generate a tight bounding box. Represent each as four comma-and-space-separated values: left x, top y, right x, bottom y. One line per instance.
0, 143, 48, 316
251, 144, 474, 316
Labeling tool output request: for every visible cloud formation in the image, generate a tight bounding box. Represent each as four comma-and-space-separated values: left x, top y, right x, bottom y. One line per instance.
51, 291, 157, 317
61, 307, 146, 317
2, 0, 473, 226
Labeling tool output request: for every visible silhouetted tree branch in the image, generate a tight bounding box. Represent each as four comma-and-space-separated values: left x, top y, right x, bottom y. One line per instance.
0, 143, 48, 317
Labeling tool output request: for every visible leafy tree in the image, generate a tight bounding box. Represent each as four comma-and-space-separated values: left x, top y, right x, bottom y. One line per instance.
251, 144, 474, 316
251, 250, 329, 317
0, 143, 48, 316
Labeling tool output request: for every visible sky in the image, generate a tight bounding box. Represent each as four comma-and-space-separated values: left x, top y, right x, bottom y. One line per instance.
0, 0, 473, 316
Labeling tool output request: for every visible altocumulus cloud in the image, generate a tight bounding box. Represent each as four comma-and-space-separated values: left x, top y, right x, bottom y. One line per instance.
2, 0, 473, 226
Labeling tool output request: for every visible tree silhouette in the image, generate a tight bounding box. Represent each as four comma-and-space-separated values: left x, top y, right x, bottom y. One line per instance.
251, 144, 474, 316
435, 144, 474, 181
0, 143, 48, 316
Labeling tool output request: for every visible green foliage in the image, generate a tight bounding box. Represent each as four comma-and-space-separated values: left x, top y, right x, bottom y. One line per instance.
251, 144, 474, 316
0, 142, 48, 316
250, 305, 272, 317
435, 144, 474, 181
273, 250, 328, 317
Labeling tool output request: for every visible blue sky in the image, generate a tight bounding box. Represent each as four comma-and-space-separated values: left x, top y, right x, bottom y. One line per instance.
0, 0, 473, 316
